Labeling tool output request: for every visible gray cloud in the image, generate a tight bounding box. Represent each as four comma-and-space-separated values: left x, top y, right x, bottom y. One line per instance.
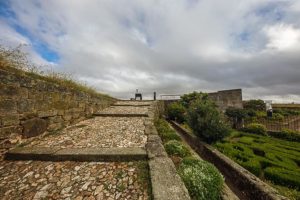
1, 0, 300, 102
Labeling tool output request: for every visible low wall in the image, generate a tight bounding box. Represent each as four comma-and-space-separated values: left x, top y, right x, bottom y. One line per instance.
0, 67, 115, 149
169, 121, 287, 200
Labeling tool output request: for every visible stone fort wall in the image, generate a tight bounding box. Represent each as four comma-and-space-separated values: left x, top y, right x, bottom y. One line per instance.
0, 67, 115, 149
208, 89, 243, 111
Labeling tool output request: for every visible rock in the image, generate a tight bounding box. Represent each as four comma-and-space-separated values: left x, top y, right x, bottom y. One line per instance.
33, 191, 48, 199
21, 118, 48, 138
61, 186, 72, 194
82, 181, 91, 190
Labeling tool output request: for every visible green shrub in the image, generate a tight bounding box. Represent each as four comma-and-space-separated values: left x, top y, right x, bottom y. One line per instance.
243, 123, 267, 135
264, 167, 300, 190
187, 99, 230, 143
155, 119, 181, 142
240, 159, 262, 177
164, 140, 191, 158
270, 131, 300, 142
180, 92, 208, 109
225, 107, 247, 119
178, 158, 224, 200
166, 102, 186, 123
243, 99, 266, 111
270, 113, 284, 120
160, 130, 181, 143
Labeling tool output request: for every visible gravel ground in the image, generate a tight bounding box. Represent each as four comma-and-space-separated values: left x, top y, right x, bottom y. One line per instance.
114, 101, 152, 106
99, 106, 149, 115
25, 117, 147, 149
0, 161, 149, 200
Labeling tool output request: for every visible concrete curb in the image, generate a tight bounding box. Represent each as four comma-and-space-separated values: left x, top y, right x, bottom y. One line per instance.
170, 121, 288, 200
93, 113, 149, 117
145, 104, 191, 200
112, 104, 151, 107
5, 147, 148, 162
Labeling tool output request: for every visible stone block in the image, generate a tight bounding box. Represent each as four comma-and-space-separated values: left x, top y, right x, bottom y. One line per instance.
0, 99, 17, 113
0, 126, 22, 139
0, 84, 21, 99
28, 90, 44, 100
37, 110, 58, 118
21, 118, 48, 138
48, 116, 64, 124
62, 114, 72, 121
34, 100, 50, 110
18, 99, 34, 113
47, 122, 63, 132
1, 114, 20, 126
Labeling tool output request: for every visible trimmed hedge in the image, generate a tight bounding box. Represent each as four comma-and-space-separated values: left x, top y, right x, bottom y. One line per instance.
164, 140, 191, 158
214, 132, 300, 190
243, 123, 267, 136
264, 167, 300, 190
178, 157, 224, 200
270, 129, 300, 142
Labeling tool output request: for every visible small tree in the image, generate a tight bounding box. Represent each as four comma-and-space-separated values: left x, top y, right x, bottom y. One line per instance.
244, 100, 266, 111
225, 107, 246, 129
187, 98, 230, 143
166, 102, 186, 123
180, 92, 208, 109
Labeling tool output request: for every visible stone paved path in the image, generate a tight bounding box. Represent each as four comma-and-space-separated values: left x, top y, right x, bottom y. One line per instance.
25, 117, 147, 149
0, 101, 151, 200
99, 106, 149, 115
0, 161, 148, 200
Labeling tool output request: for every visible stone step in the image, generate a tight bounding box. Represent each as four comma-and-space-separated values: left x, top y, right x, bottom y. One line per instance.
93, 113, 148, 117
5, 147, 147, 162
112, 104, 151, 107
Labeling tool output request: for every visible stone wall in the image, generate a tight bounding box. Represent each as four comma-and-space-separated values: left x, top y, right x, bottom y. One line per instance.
0, 67, 116, 147
208, 89, 243, 111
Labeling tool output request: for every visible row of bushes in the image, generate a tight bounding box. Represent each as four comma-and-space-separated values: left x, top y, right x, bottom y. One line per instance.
242, 122, 300, 142
155, 118, 224, 200
270, 129, 300, 142
214, 133, 300, 190
166, 92, 230, 143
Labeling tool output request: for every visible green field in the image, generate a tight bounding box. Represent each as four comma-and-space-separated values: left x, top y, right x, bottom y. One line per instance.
214, 132, 300, 199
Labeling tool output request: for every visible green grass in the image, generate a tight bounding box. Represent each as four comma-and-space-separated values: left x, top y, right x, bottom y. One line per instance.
0, 44, 114, 100
214, 131, 300, 199
136, 161, 152, 200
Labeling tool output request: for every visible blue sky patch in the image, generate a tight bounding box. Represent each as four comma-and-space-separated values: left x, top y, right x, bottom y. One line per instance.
0, 1, 60, 63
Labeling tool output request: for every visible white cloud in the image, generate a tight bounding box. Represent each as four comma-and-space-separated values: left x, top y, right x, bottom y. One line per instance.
264, 24, 300, 51
1, 0, 300, 102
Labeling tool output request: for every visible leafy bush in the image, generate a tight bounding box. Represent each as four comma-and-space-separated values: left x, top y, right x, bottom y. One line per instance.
264, 167, 300, 190
155, 119, 181, 142
180, 92, 208, 109
243, 123, 267, 136
187, 99, 230, 143
239, 159, 262, 177
243, 99, 266, 111
164, 140, 191, 158
166, 102, 186, 123
273, 109, 300, 116
270, 129, 300, 142
270, 113, 284, 120
225, 107, 247, 119
178, 157, 224, 200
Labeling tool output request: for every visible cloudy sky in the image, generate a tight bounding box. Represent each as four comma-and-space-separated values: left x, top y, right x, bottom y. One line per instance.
1, 0, 300, 101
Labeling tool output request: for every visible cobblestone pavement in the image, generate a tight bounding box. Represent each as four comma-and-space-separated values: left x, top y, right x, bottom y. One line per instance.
25, 117, 147, 149
99, 106, 149, 115
0, 161, 149, 200
114, 101, 151, 106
